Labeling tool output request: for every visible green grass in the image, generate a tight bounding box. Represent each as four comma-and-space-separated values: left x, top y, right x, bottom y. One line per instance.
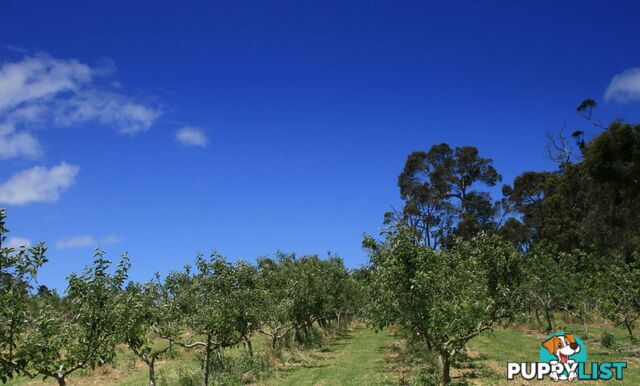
264, 327, 397, 386
465, 323, 640, 385
4, 321, 638, 385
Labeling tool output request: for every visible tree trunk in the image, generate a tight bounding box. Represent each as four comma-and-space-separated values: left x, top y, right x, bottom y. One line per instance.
148, 357, 157, 386
56, 376, 66, 386
202, 335, 212, 386
215, 344, 224, 370
625, 320, 635, 342
544, 307, 553, 332
294, 327, 303, 344
336, 312, 341, 328
438, 351, 451, 386
244, 336, 254, 357
272, 335, 278, 350
534, 308, 541, 328
581, 318, 590, 338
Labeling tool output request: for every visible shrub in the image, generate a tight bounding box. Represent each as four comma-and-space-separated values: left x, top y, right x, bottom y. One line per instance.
600, 330, 615, 348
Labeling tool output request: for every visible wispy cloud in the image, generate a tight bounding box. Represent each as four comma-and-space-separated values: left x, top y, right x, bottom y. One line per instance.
0, 128, 41, 159
56, 234, 120, 250
53, 90, 161, 135
5, 237, 32, 249
0, 162, 79, 205
0, 54, 161, 160
176, 126, 209, 147
0, 99, 48, 160
0, 53, 162, 206
604, 67, 640, 103
0, 55, 93, 113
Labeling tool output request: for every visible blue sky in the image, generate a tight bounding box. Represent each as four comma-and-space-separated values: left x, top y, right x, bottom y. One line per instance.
1, 1, 640, 290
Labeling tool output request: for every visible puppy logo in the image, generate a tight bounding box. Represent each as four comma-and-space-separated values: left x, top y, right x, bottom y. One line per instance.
543, 334, 580, 363
541, 333, 586, 381
508, 331, 626, 381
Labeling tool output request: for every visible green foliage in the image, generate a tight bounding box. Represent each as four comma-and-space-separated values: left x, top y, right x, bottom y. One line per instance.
505, 119, 640, 260
554, 250, 598, 335
256, 253, 299, 349
393, 144, 502, 249
600, 330, 616, 348
0, 208, 48, 383
2, 209, 132, 385
157, 366, 200, 386
14, 248, 130, 385
4, 110, 640, 386
121, 274, 183, 385
167, 252, 258, 385
173, 253, 246, 346
256, 252, 359, 350
595, 254, 640, 342
366, 227, 523, 384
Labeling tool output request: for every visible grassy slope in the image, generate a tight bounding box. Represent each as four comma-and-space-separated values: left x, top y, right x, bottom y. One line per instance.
266, 324, 637, 385
263, 327, 396, 386
465, 322, 640, 385
5, 322, 638, 385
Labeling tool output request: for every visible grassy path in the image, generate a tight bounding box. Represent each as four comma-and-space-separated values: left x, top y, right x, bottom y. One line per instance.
6, 322, 635, 385
268, 327, 396, 386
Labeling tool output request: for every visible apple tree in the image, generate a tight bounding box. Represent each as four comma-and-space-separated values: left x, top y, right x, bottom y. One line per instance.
366, 227, 523, 385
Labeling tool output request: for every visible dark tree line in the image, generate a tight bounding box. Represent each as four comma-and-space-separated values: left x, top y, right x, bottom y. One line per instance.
390, 99, 639, 260
366, 99, 640, 385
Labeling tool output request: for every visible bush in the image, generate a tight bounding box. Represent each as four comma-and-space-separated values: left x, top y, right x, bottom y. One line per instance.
156, 366, 201, 386
409, 370, 440, 386
203, 352, 274, 385
600, 330, 616, 348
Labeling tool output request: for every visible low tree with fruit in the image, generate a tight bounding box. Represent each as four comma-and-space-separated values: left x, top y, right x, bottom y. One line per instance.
366, 227, 523, 385
121, 274, 183, 386
0, 209, 48, 383
11, 249, 130, 386
596, 254, 640, 343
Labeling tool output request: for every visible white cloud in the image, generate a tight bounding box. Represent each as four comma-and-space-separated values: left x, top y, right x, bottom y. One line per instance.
0, 104, 47, 159
5, 237, 32, 249
0, 54, 161, 160
0, 55, 93, 113
0, 162, 79, 205
176, 126, 208, 147
56, 235, 95, 249
0, 130, 41, 159
604, 67, 640, 103
101, 234, 121, 244
54, 90, 161, 135
56, 234, 120, 250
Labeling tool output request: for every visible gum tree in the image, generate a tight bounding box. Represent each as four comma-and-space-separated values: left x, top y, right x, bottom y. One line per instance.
393, 144, 502, 249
